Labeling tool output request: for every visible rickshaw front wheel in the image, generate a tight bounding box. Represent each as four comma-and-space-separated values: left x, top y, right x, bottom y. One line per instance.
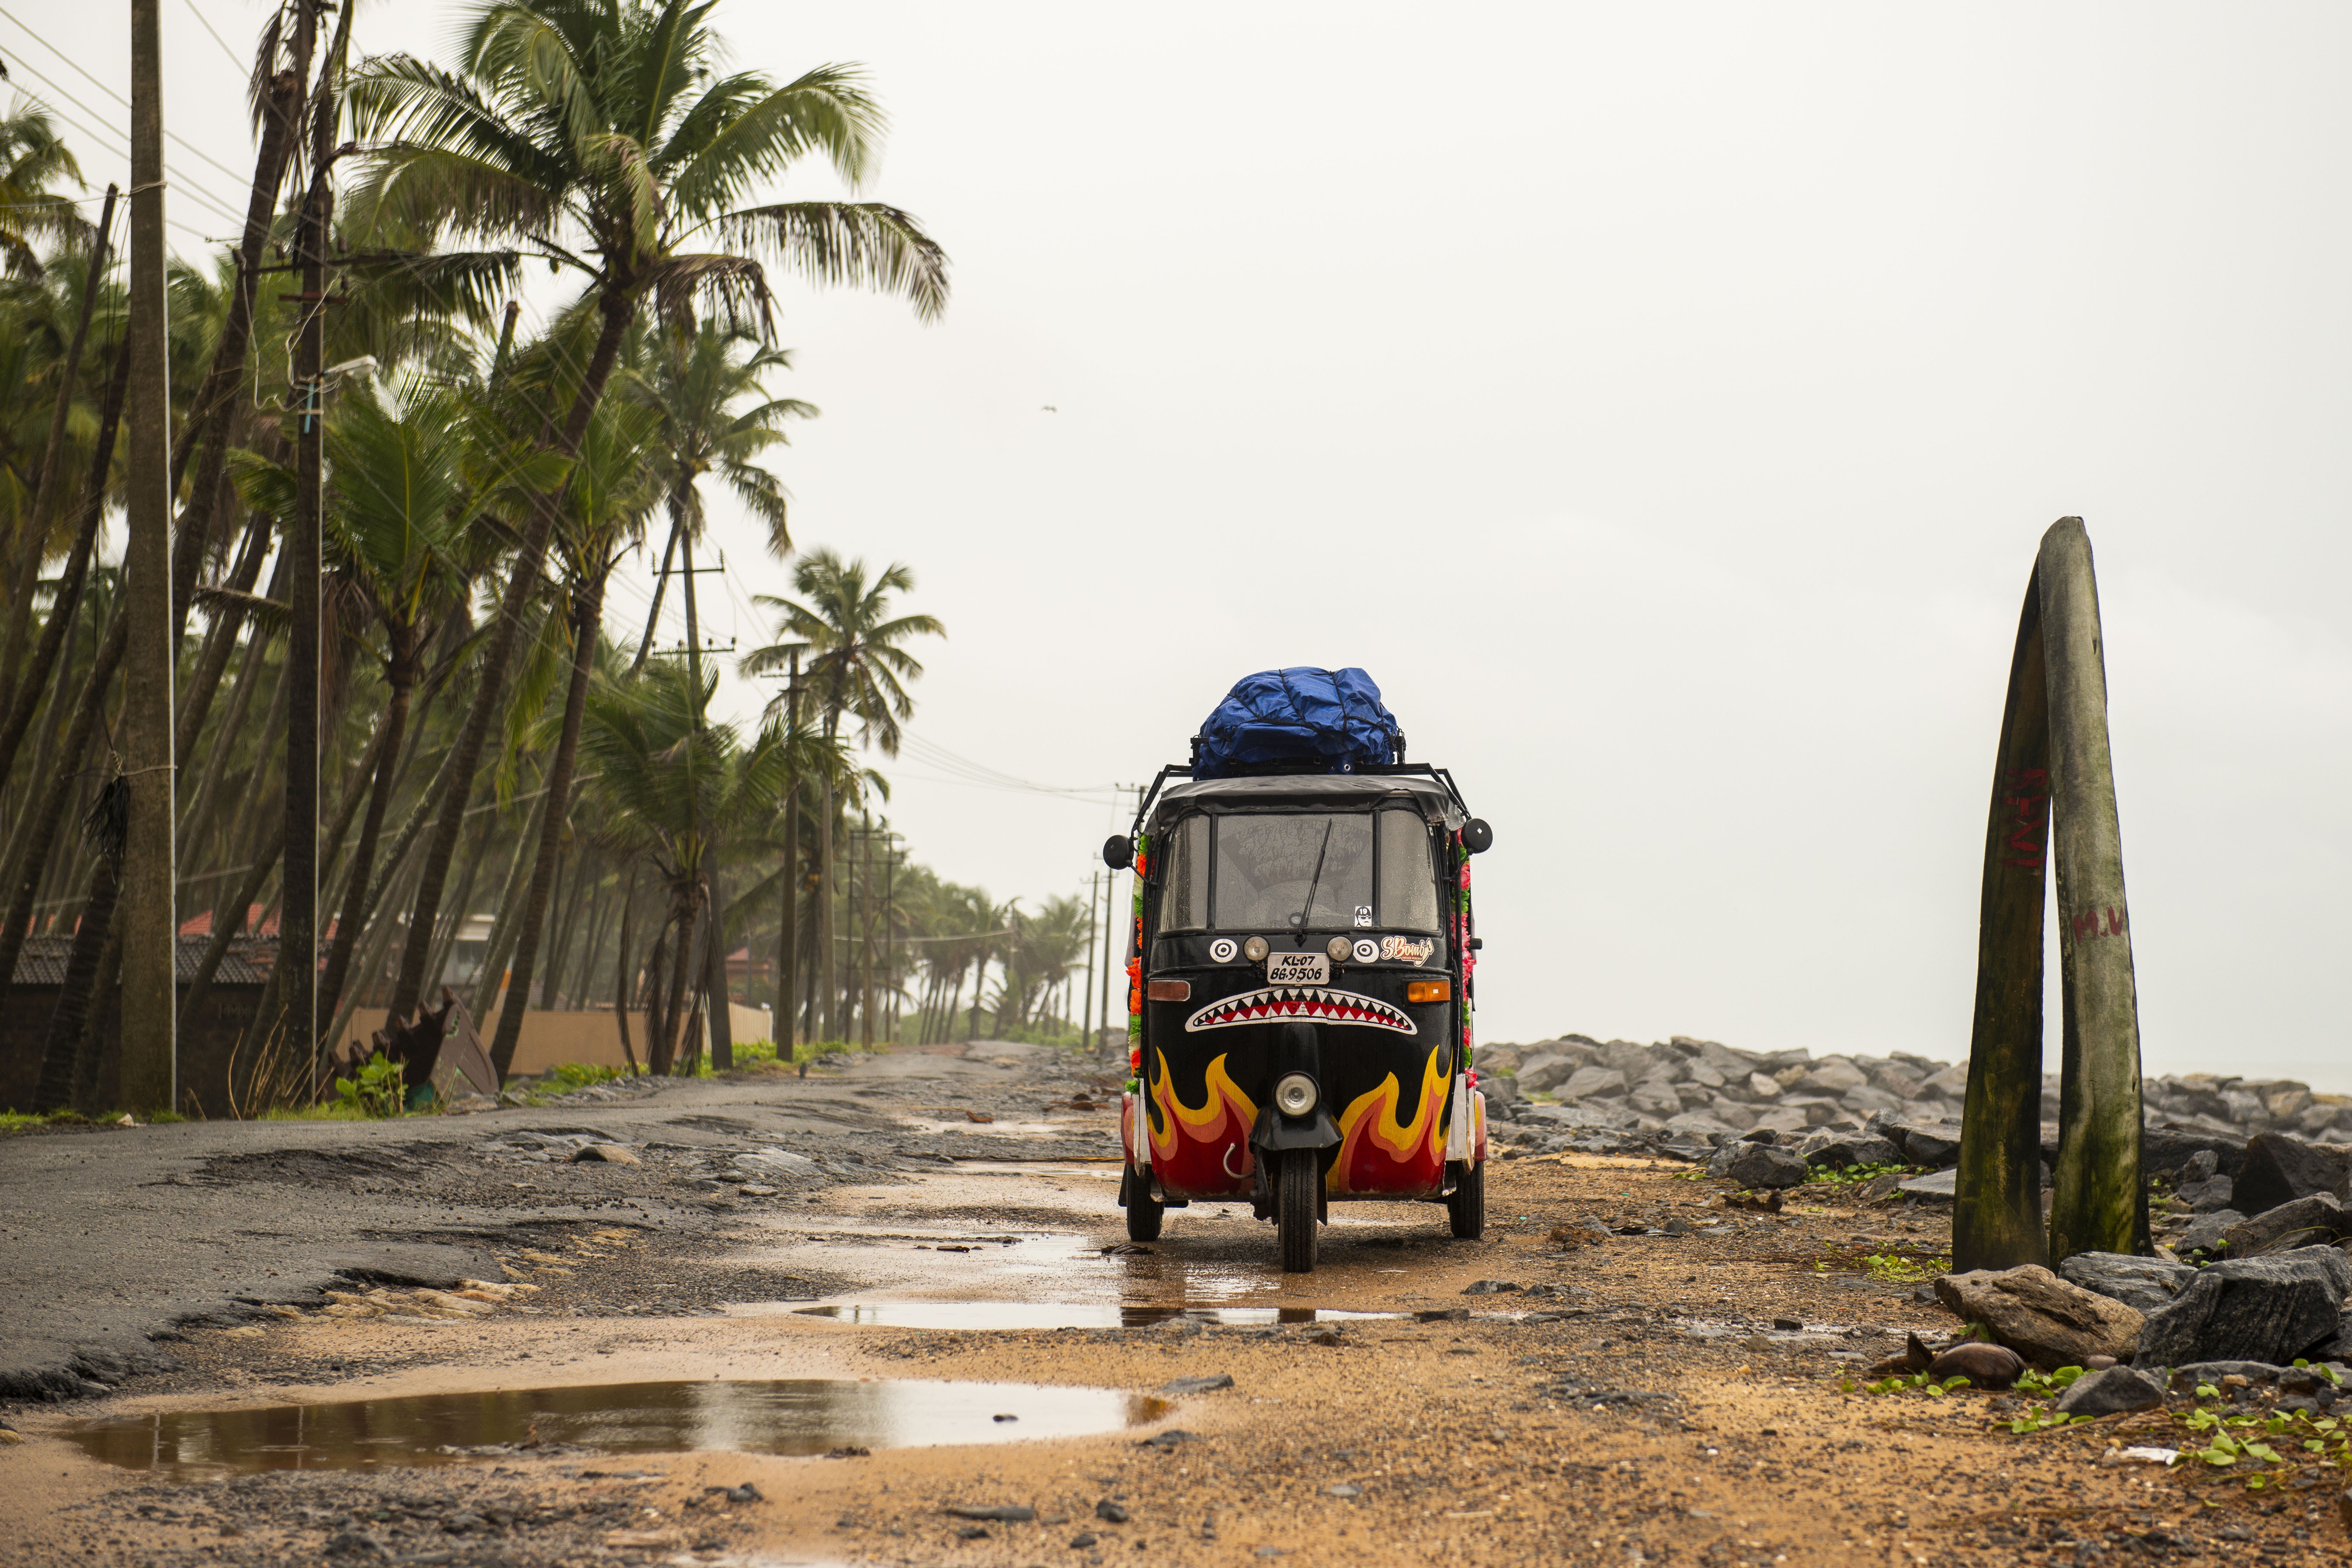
1447, 1159, 1485, 1240
1276, 1150, 1319, 1273
1126, 1177, 1165, 1242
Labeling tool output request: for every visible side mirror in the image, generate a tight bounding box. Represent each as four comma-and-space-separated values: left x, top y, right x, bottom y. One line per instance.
1460, 818, 1493, 854
1102, 834, 1134, 871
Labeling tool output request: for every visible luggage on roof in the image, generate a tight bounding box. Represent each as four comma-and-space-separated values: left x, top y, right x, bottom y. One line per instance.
1193, 667, 1402, 779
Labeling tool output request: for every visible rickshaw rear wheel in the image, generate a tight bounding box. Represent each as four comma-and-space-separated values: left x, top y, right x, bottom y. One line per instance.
1277, 1150, 1319, 1273
1126, 1178, 1164, 1242
1447, 1158, 1485, 1240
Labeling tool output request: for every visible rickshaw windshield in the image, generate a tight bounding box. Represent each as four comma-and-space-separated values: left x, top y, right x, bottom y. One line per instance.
1157, 808, 1441, 933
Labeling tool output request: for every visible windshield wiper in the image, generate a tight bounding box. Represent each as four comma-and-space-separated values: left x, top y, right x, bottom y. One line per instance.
1292, 821, 1335, 929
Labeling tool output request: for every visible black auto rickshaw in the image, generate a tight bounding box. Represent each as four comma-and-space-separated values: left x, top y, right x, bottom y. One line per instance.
1102, 668, 1492, 1272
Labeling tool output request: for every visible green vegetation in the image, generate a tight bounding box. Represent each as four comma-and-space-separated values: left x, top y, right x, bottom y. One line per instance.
330, 1052, 407, 1118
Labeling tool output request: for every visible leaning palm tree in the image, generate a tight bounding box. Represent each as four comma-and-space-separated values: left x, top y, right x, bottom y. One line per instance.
346, 0, 949, 1025
741, 550, 942, 1036
630, 322, 813, 671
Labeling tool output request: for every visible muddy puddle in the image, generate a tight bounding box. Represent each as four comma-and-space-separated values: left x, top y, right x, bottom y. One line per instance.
789, 1302, 1399, 1329
68, 1380, 1169, 1479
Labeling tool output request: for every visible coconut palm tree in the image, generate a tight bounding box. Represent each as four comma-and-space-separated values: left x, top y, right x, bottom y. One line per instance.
577, 658, 794, 1072
346, 0, 950, 1024
630, 322, 812, 672
741, 550, 942, 1035
487, 381, 665, 1081
0, 98, 86, 278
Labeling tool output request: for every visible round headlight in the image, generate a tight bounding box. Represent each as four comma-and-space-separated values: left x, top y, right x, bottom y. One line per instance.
1241, 936, 1270, 963
1274, 1072, 1318, 1117
1325, 936, 1352, 963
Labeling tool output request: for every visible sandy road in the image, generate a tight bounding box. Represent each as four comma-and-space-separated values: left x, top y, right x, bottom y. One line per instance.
2, 1045, 2346, 1567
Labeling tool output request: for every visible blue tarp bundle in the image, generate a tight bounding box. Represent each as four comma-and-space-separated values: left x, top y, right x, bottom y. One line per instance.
1194, 668, 1402, 779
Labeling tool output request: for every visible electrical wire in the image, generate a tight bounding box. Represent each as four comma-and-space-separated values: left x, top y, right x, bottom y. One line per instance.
178, 0, 248, 74
0, 9, 258, 193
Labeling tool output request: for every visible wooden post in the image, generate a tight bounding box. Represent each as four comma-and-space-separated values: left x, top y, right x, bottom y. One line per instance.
1953, 576, 2052, 1272
118, 0, 176, 1113
2039, 519, 2150, 1262
1955, 517, 2148, 1271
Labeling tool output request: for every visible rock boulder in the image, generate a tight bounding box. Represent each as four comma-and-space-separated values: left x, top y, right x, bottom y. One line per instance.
1933, 1265, 2143, 1368
2057, 1253, 2197, 1316
2053, 1365, 2167, 1418
2219, 1192, 2347, 1258
2134, 1247, 2352, 1369
1705, 1140, 1808, 1189
2233, 1134, 2352, 1218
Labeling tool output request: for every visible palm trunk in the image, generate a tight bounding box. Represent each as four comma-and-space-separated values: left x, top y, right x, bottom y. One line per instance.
31, 853, 120, 1113
0, 618, 124, 997
386, 292, 636, 1023
0, 190, 117, 723
488, 572, 605, 1083
466, 781, 550, 1018
318, 640, 414, 1025
630, 515, 679, 673
774, 781, 799, 1041
611, 865, 640, 1071
178, 818, 283, 1031
641, 911, 674, 1074
178, 557, 282, 878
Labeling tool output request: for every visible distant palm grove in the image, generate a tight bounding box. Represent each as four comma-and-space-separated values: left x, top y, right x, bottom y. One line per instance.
0, 0, 1094, 1118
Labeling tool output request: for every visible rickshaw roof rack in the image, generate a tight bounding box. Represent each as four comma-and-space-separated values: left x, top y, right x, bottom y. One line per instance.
1127, 762, 1469, 840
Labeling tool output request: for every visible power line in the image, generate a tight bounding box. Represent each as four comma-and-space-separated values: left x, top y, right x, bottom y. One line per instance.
0, 7, 258, 192
178, 0, 248, 73
0, 18, 255, 227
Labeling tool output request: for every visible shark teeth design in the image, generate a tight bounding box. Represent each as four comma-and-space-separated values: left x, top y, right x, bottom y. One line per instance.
1182, 987, 1418, 1035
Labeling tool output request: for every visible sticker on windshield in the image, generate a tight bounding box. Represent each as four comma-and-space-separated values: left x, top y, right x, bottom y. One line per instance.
1381, 935, 1437, 965
1264, 952, 1330, 987
1353, 905, 1374, 928
1208, 938, 1237, 963
1185, 986, 1417, 1035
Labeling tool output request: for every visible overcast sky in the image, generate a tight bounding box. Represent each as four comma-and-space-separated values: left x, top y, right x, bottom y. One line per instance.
17, 3, 2350, 1086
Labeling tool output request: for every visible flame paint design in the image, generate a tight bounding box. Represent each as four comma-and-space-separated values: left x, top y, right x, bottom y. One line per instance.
1147, 1049, 1258, 1193
1327, 1046, 1449, 1195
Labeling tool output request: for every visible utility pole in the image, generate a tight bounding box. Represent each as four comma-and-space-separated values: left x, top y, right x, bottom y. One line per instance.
773, 650, 800, 1046
118, 0, 175, 1113
286, 0, 337, 1081
1081, 870, 1098, 1049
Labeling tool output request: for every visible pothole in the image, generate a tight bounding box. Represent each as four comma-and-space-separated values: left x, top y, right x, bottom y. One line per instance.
67, 1379, 1169, 1478
788, 1302, 1401, 1329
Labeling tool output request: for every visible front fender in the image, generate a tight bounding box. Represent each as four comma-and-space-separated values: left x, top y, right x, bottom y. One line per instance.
1249, 1103, 1340, 1153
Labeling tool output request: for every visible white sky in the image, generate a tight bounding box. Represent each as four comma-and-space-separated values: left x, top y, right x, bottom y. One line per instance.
18, 3, 2351, 1086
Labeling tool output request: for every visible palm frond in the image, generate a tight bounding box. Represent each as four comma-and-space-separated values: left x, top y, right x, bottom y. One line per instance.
715, 201, 948, 322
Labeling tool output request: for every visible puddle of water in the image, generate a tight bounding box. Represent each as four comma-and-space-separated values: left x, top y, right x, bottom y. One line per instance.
68, 1380, 1167, 1479
788, 1302, 1399, 1330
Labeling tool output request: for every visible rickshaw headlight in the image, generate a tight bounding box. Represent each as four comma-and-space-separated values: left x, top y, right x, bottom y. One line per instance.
1325, 936, 1352, 963
1241, 936, 1270, 963
1274, 1073, 1318, 1117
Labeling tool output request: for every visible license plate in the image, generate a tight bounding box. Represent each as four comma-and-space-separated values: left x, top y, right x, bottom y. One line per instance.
1264, 952, 1330, 986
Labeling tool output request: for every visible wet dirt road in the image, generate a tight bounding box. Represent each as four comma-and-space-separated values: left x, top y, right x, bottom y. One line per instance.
2, 1044, 2345, 1567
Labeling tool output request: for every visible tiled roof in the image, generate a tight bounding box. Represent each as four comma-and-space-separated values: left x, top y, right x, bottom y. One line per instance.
11, 935, 276, 988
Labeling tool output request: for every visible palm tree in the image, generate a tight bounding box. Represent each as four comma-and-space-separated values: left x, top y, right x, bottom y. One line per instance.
346, 0, 950, 1025
577, 658, 793, 1072
630, 322, 813, 671
488, 383, 664, 1082
0, 98, 86, 277
742, 550, 942, 1036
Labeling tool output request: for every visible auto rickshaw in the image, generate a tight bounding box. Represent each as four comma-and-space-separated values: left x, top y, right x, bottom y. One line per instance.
1102, 669, 1492, 1273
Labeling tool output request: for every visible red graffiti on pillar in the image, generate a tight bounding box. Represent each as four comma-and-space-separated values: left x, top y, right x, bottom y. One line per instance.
1998, 768, 2050, 871
2069, 906, 2127, 941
